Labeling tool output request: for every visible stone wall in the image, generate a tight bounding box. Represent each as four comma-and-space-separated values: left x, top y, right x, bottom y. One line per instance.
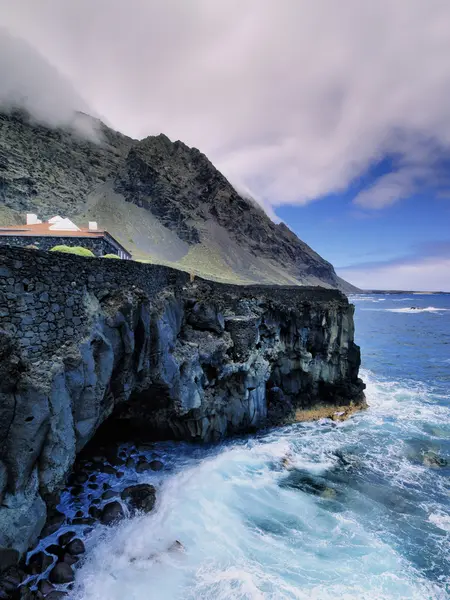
0, 246, 365, 560
0, 235, 121, 257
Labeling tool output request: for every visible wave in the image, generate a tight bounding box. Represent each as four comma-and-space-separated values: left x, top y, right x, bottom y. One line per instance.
361, 306, 449, 314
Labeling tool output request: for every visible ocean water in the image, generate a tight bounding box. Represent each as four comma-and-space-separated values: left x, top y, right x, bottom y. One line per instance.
68, 293, 450, 600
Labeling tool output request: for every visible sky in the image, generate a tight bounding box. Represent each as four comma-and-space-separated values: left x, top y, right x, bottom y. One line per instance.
0, 1, 449, 290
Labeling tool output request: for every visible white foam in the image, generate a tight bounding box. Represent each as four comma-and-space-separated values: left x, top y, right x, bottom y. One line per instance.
429, 512, 450, 532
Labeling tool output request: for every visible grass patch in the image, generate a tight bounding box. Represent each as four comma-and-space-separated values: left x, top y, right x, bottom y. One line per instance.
102, 253, 121, 259
50, 245, 95, 257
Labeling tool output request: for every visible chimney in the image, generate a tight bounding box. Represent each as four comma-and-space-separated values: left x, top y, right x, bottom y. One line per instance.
26, 213, 39, 225
88, 221, 98, 231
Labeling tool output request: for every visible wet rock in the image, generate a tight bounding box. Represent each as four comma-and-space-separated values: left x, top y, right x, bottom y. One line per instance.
102, 483, 110, 490
74, 510, 84, 518
136, 461, 151, 473
101, 501, 125, 525
27, 551, 53, 574
45, 592, 68, 599
70, 485, 84, 496
68, 472, 88, 485
49, 561, 74, 584
149, 460, 164, 471
88, 506, 102, 519
41, 509, 66, 537
37, 579, 55, 595
87, 483, 99, 490
71, 517, 95, 526
88, 474, 97, 482
66, 538, 85, 555
101, 490, 116, 500
45, 545, 65, 560
17, 585, 42, 600
62, 553, 78, 566
121, 484, 156, 513
116, 471, 124, 478
0, 549, 19, 572
0, 565, 25, 594
422, 451, 447, 468
125, 458, 135, 469
100, 465, 116, 475
58, 531, 75, 547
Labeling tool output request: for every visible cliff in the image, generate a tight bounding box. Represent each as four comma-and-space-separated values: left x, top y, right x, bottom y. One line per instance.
0, 246, 364, 562
0, 110, 358, 291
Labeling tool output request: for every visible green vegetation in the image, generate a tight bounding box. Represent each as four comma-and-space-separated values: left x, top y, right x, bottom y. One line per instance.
102, 253, 121, 259
50, 245, 95, 257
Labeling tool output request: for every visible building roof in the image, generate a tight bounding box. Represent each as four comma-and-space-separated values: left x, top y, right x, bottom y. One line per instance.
0, 222, 107, 238
0, 222, 131, 256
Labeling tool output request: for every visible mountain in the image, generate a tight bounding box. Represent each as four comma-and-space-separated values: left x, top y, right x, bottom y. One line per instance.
0, 110, 358, 291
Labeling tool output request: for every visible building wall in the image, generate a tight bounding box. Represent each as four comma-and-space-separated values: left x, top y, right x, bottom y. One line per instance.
0, 235, 123, 257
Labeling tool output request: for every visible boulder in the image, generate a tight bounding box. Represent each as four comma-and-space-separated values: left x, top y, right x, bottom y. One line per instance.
121, 484, 156, 513
65, 538, 85, 555
48, 561, 74, 584
100, 501, 124, 525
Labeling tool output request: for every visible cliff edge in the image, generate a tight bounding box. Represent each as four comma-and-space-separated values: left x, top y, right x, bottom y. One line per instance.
0, 247, 364, 561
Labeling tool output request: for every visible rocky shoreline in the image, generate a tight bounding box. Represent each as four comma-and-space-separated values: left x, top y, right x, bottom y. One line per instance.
0, 246, 365, 598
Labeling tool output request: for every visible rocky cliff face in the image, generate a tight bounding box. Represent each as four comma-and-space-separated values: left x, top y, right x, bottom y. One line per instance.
0, 110, 358, 291
0, 247, 364, 559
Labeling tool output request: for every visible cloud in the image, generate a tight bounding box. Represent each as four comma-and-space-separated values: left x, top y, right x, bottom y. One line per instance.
0, 27, 101, 136
337, 241, 450, 291
1, 0, 450, 209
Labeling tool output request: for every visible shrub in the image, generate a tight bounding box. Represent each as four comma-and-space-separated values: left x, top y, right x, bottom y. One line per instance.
102, 253, 121, 259
50, 245, 95, 257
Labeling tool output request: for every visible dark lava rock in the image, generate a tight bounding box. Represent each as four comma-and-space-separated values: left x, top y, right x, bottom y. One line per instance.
136, 461, 151, 473
62, 553, 78, 566
27, 551, 53, 574
89, 474, 97, 482
41, 509, 66, 537
66, 538, 85, 555
101, 501, 125, 525
101, 465, 116, 475
149, 460, 164, 471
0, 566, 25, 594
17, 585, 42, 599
101, 490, 117, 500
103, 482, 110, 490
87, 483, 99, 490
45, 545, 65, 560
88, 505, 102, 519
71, 517, 95, 526
91, 498, 100, 505
0, 549, 19, 572
49, 562, 74, 584
37, 579, 55, 595
71, 485, 84, 496
121, 484, 156, 513
125, 458, 135, 469
74, 510, 84, 518
68, 472, 88, 485
58, 531, 75, 547
46, 592, 68, 599
116, 471, 124, 478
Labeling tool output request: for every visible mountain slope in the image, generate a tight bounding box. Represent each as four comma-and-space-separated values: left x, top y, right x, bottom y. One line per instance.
0, 110, 358, 291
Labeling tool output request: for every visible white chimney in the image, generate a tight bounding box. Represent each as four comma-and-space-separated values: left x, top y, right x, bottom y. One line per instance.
88, 221, 98, 231
26, 213, 39, 225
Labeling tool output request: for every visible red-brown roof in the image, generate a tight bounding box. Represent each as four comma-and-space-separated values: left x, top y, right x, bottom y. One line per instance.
0, 223, 107, 238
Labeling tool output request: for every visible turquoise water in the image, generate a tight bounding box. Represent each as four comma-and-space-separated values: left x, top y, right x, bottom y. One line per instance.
70, 294, 450, 600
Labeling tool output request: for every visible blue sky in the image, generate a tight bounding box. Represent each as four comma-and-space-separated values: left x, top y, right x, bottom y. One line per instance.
276, 181, 450, 291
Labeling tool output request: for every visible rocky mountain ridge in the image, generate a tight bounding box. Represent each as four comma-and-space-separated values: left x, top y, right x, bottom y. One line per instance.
0, 110, 358, 291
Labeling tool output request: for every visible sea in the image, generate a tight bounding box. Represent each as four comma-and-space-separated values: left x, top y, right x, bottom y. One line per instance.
68, 293, 450, 600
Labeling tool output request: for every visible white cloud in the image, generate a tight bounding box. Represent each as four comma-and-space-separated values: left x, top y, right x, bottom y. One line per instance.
1, 0, 450, 209
338, 257, 450, 292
